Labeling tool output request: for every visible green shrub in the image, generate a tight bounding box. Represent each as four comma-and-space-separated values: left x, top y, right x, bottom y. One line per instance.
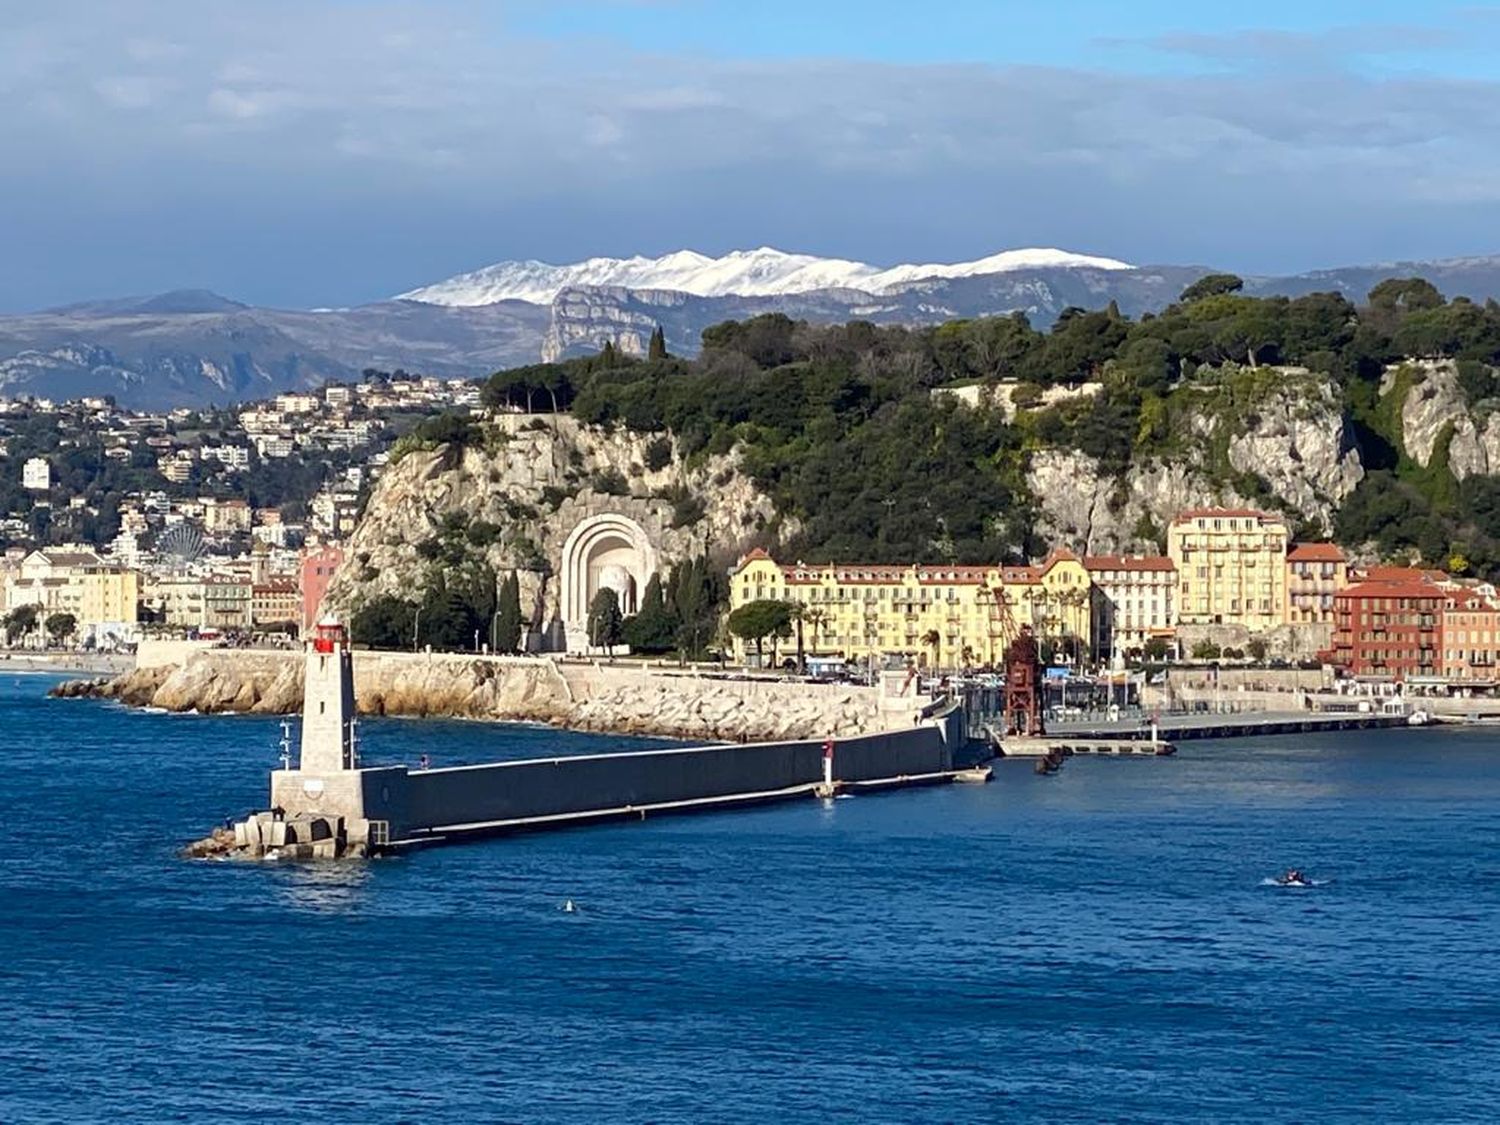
643, 435, 674, 472
590, 468, 629, 496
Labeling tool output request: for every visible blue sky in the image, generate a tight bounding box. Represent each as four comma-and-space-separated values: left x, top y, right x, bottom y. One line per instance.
3, 0, 1499, 311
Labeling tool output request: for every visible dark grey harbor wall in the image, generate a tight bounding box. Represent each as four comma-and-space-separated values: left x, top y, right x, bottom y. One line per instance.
363, 724, 955, 839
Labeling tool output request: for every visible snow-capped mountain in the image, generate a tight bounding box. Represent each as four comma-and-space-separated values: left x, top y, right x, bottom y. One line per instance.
396, 246, 1133, 307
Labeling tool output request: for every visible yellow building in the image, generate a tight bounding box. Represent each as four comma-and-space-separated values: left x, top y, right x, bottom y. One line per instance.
4, 548, 140, 643
726, 549, 1092, 668
1168, 508, 1290, 631
1284, 542, 1348, 626
79, 566, 140, 633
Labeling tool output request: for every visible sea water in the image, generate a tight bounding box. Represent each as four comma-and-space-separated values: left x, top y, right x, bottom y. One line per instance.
4, 674, 1500, 1122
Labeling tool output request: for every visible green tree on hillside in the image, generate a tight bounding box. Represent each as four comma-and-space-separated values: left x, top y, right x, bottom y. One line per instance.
727, 599, 793, 667
622, 573, 677, 654
588, 587, 623, 650
648, 325, 668, 361
350, 595, 417, 650
493, 571, 523, 653
1179, 273, 1244, 303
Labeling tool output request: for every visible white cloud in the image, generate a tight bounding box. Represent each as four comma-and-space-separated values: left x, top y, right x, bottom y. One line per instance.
5, 0, 1500, 302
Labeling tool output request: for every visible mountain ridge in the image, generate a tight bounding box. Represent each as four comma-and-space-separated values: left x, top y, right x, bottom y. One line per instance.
8, 252, 1500, 408
396, 246, 1135, 306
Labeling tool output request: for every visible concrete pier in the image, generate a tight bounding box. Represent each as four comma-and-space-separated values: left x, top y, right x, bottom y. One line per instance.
1048, 710, 1420, 741
200, 621, 972, 859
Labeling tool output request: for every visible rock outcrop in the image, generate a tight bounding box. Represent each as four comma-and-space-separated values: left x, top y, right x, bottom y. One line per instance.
323, 412, 784, 629
1027, 368, 1363, 553
1387, 359, 1500, 479
1027, 451, 1230, 555
1225, 377, 1363, 516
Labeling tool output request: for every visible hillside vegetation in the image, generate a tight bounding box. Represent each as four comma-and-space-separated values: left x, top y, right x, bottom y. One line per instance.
463, 274, 1500, 575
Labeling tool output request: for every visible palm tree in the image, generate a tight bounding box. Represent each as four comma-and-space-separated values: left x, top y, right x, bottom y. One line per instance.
920, 628, 941, 670
803, 607, 829, 643
788, 601, 806, 674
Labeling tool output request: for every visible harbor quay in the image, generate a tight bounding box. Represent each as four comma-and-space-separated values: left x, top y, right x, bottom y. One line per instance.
194, 621, 975, 860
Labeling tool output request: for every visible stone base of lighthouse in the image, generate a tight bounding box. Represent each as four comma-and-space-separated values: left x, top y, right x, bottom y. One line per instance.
185, 618, 411, 860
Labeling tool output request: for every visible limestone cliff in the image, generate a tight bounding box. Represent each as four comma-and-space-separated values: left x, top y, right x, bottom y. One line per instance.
1027, 367, 1363, 553
1385, 359, 1500, 479
323, 412, 783, 636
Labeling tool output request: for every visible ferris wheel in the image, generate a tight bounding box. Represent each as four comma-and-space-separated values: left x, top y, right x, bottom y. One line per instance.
157, 523, 205, 568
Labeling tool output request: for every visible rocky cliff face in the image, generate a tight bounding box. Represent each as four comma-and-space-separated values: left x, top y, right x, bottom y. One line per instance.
1387, 360, 1500, 479
1027, 369, 1363, 553
322, 412, 783, 632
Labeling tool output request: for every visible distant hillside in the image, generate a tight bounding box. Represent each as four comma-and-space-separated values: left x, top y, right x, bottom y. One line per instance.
0, 298, 548, 409
7, 250, 1500, 408
464, 276, 1500, 581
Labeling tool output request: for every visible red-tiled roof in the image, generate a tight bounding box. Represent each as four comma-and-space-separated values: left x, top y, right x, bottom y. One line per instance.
740, 547, 772, 562
1354, 565, 1444, 584
1287, 542, 1346, 562
1337, 581, 1447, 600
1083, 554, 1176, 572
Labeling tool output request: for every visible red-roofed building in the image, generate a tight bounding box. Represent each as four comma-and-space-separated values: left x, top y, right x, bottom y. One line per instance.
1285, 542, 1348, 626
723, 552, 1082, 669
1083, 555, 1177, 657
1331, 581, 1444, 680
1441, 591, 1500, 683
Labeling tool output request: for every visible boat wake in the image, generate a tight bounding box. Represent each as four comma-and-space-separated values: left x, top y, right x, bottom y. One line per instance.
1260, 877, 1329, 888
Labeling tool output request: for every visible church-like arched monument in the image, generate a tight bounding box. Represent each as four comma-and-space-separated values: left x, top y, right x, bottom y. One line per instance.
559, 512, 659, 651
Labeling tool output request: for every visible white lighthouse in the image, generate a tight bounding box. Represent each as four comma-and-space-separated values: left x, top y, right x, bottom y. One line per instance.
300, 618, 356, 773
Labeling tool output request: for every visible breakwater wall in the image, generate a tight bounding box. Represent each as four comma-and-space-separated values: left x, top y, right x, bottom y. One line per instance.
61, 649, 900, 742
267, 716, 962, 850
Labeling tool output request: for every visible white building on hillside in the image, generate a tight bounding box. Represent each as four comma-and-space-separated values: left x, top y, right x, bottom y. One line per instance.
23, 457, 51, 491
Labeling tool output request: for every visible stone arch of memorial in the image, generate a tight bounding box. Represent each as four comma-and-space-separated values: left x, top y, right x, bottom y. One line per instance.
560, 513, 659, 651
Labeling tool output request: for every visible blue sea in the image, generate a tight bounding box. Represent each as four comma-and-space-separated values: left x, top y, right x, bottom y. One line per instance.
4, 673, 1500, 1123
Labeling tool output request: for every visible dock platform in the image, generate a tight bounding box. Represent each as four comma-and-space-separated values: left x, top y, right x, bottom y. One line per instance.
999, 735, 1175, 757
1050, 710, 1419, 742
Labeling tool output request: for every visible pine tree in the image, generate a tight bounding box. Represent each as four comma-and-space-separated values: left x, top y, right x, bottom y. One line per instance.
670, 555, 722, 657
648, 325, 668, 361
494, 571, 523, 653
600, 339, 618, 366
622, 572, 677, 653
587, 588, 623, 650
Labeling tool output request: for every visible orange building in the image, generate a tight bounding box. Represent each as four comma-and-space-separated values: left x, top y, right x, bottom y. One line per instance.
1441, 591, 1500, 684
1285, 542, 1348, 626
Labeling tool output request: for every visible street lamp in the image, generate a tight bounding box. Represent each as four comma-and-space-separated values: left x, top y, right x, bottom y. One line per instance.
412, 605, 422, 652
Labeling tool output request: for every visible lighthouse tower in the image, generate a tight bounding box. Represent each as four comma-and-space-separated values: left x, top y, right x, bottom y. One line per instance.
300, 618, 356, 773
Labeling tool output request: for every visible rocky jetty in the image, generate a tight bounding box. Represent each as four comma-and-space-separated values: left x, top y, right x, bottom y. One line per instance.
565, 672, 884, 742
53, 649, 888, 743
